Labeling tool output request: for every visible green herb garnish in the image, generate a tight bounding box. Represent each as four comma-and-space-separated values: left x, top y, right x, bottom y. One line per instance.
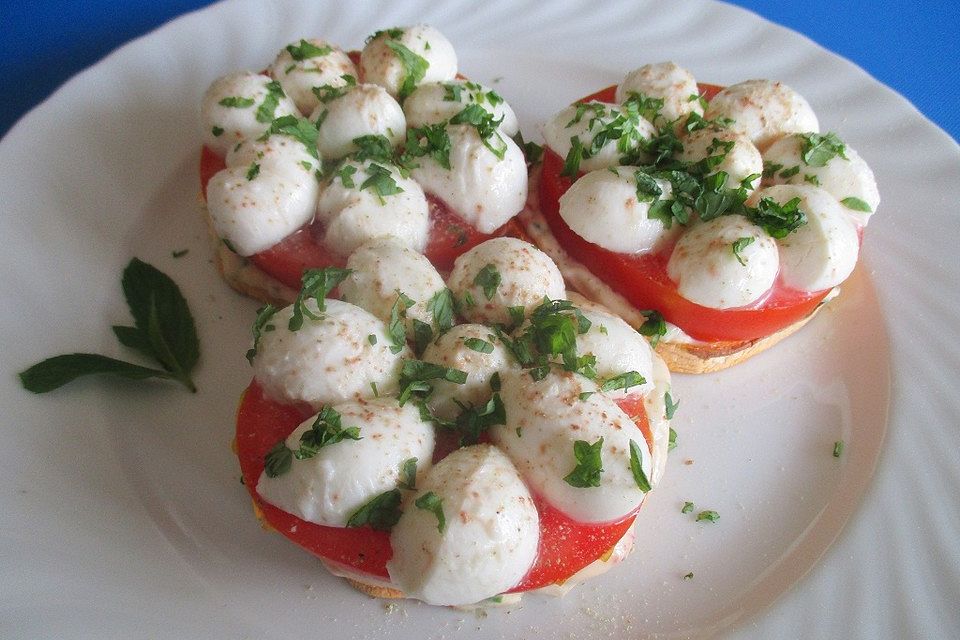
415, 491, 446, 533
564, 437, 605, 488
629, 439, 652, 492
347, 489, 403, 531
732, 236, 755, 266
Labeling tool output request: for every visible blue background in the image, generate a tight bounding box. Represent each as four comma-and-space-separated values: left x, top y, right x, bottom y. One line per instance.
2, 1, 958, 143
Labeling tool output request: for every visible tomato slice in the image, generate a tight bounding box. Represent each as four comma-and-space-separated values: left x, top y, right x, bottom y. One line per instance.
537, 83, 830, 343
235, 381, 652, 592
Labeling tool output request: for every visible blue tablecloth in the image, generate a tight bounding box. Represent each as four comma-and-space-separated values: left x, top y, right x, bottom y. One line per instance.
2, 0, 958, 143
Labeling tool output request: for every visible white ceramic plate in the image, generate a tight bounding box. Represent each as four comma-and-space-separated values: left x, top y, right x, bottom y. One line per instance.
2, 0, 958, 637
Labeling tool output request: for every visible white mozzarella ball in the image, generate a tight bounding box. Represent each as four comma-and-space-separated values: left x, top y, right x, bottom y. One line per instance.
256, 398, 434, 527
490, 370, 652, 523
615, 61, 703, 127
705, 79, 819, 151
206, 166, 318, 256
387, 444, 539, 606
667, 216, 779, 309
316, 159, 429, 257
409, 124, 527, 233
225, 135, 319, 183
678, 128, 763, 194
448, 238, 566, 325
762, 133, 880, 223
403, 80, 520, 136
340, 237, 446, 335
201, 72, 299, 156
575, 307, 656, 398
543, 102, 657, 171
755, 184, 860, 292
252, 299, 410, 409
312, 84, 406, 160
360, 25, 458, 99
268, 39, 357, 114
559, 166, 679, 254
422, 324, 517, 420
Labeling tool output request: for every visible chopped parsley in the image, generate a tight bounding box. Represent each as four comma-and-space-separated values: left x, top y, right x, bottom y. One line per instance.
403, 122, 451, 169
833, 440, 845, 458
255, 81, 286, 123
464, 337, 494, 353
211, 126, 224, 137
668, 427, 678, 451
399, 457, 418, 490
367, 334, 378, 346
288, 267, 352, 331
450, 104, 507, 159
629, 439, 651, 492
564, 437, 604, 488
295, 406, 362, 459
218, 96, 254, 108
696, 510, 720, 523
426, 288, 456, 333
311, 74, 357, 103
387, 291, 415, 354
245, 161, 260, 181
732, 236, 755, 266
600, 371, 646, 393
246, 304, 278, 364
360, 162, 404, 204
260, 115, 321, 157
385, 40, 429, 100
397, 359, 467, 406
347, 489, 403, 531
473, 264, 502, 300
841, 197, 872, 212
637, 310, 667, 347
681, 501, 695, 514
286, 39, 333, 60
747, 196, 806, 238
415, 491, 446, 533
800, 132, 847, 167
664, 391, 679, 420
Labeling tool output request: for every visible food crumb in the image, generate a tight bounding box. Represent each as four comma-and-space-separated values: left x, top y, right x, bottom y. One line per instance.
684, 459, 694, 465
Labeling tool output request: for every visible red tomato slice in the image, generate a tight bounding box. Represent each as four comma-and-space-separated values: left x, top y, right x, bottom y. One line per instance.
235, 381, 653, 592
537, 83, 830, 343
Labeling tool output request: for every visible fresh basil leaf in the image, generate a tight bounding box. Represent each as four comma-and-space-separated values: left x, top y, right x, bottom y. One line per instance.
637, 310, 666, 347
120, 258, 199, 388
682, 501, 694, 514
696, 510, 720, 523
255, 81, 286, 124
246, 304, 278, 364
111, 325, 155, 361
799, 132, 847, 167
19, 354, 175, 394
426, 288, 455, 333
600, 371, 646, 393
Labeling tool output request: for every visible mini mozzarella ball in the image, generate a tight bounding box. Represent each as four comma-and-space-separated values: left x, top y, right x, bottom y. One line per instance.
678, 128, 763, 195
340, 237, 446, 335
490, 369, 652, 523
559, 166, 678, 254
316, 159, 429, 257
409, 124, 527, 233
312, 84, 406, 160
704, 79, 819, 151
756, 184, 860, 292
448, 238, 566, 325
667, 216, 779, 309
615, 61, 703, 127
268, 39, 357, 114
387, 444, 539, 606
575, 307, 656, 397
201, 72, 299, 156
403, 80, 520, 136
360, 25, 458, 99
256, 398, 434, 527
762, 133, 880, 222
422, 324, 517, 420
225, 135, 319, 183
543, 102, 657, 171
252, 299, 410, 409
206, 167, 318, 256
